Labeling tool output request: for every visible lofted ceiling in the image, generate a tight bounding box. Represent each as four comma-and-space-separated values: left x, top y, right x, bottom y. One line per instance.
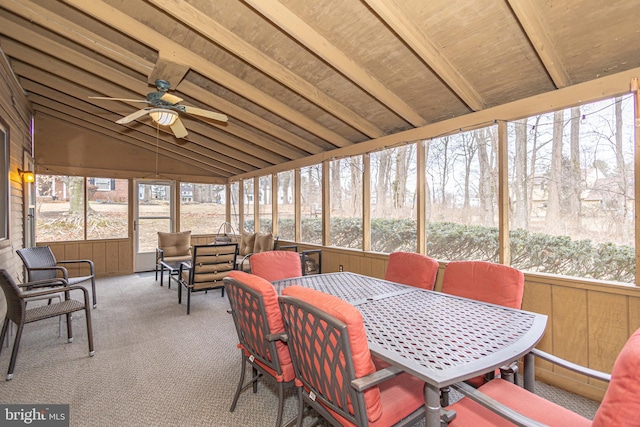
0, 0, 639, 180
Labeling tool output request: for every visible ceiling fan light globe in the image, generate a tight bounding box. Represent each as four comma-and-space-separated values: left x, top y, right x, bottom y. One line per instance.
149, 109, 178, 126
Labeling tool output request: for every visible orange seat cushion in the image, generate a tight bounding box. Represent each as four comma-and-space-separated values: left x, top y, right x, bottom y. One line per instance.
384, 252, 439, 290
448, 379, 591, 427
250, 251, 302, 282
226, 270, 294, 382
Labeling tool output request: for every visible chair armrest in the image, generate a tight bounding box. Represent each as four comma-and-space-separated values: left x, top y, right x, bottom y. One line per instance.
451, 381, 548, 427
240, 253, 254, 271
350, 365, 404, 392
18, 284, 89, 303
25, 265, 70, 280
19, 277, 69, 290
531, 348, 611, 383
266, 331, 288, 343
58, 259, 95, 275
156, 248, 165, 262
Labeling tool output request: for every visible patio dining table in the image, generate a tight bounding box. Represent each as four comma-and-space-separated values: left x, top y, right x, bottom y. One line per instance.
272, 272, 548, 427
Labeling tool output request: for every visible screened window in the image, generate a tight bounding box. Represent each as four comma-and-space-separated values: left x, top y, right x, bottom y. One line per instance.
258, 175, 272, 232
300, 164, 322, 244
425, 127, 500, 261
508, 95, 635, 283
330, 156, 362, 249
277, 170, 295, 241
243, 179, 254, 232
371, 145, 417, 253
179, 182, 226, 235
87, 177, 128, 240
36, 175, 85, 241
229, 181, 240, 234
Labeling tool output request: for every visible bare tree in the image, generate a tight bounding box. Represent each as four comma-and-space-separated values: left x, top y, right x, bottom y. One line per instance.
513, 118, 528, 229
569, 107, 581, 216
546, 110, 564, 229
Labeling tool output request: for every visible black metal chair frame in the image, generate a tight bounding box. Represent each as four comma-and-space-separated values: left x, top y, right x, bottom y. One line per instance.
178, 243, 238, 314
0, 269, 95, 381
278, 246, 322, 276
224, 276, 294, 427
278, 294, 424, 427
17, 246, 97, 308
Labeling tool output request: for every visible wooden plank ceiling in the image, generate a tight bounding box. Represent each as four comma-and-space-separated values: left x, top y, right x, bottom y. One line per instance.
1, 0, 638, 180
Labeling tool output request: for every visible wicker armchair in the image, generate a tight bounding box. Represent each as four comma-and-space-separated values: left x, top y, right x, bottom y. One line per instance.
17, 246, 97, 308
0, 269, 95, 381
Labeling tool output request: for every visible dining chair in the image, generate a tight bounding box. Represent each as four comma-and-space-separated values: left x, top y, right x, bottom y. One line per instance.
223, 271, 295, 427
249, 250, 303, 282
444, 327, 640, 426
384, 251, 440, 290
156, 231, 192, 286
17, 245, 98, 308
440, 260, 525, 404
0, 269, 95, 381
278, 285, 426, 427
178, 243, 237, 314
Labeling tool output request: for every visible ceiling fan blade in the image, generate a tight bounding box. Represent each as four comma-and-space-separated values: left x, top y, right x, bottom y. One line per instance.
160, 93, 183, 104
116, 108, 150, 124
183, 105, 228, 122
89, 96, 148, 103
170, 117, 188, 138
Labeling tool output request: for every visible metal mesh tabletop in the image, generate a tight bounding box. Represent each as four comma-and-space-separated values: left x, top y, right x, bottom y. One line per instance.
358, 289, 545, 386
273, 272, 547, 389
273, 272, 410, 304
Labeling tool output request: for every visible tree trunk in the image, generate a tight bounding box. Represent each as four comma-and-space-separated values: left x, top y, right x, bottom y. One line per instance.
546, 110, 564, 229
514, 118, 528, 229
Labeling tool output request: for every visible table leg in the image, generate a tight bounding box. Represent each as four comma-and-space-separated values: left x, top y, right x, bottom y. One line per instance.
160, 265, 164, 286
424, 384, 441, 427
523, 352, 535, 392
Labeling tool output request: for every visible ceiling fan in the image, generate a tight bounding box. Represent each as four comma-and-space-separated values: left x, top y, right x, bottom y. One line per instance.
89, 79, 228, 138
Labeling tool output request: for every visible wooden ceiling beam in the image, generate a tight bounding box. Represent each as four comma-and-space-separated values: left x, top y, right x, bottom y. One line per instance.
363, 0, 486, 111
0, 30, 292, 165
26, 87, 247, 176
506, 0, 571, 88
148, 0, 385, 139
16, 69, 260, 174
3, 0, 322, 156
61, 0, 352, 148
244, 0, 426, 127
148, 54, 189, 87
31, 104, 230, 177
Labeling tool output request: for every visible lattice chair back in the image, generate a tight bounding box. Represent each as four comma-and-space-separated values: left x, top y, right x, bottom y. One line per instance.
279, 286, 382, 426
249, 251, 303, 282
225, 271, 293, 379
16, 246, 58, 282
224, 271, 294, 427
384, 251, 439, 290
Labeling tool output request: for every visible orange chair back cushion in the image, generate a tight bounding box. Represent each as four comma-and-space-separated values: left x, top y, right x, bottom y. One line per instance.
250, 251, 302, 282
592, 327, 640, 427
442, 260, 524, 309
384, 252, 439, 290
281, 285, 383, 423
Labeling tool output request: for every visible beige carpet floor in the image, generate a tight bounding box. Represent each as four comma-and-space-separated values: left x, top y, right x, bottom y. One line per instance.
0, 272, 600, 426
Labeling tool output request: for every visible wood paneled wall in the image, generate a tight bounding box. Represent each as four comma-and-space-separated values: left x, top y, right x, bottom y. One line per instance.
0, 52, 32, 284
